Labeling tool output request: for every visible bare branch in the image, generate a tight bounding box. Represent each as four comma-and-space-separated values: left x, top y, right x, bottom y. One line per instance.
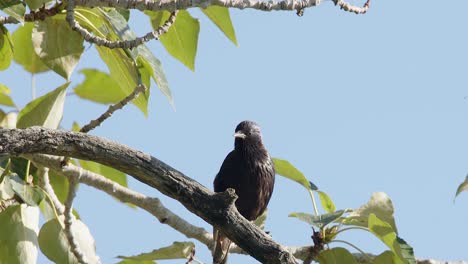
80, 84, 147, 133
0, 127, 298, 264
66, 0, 179, 50
63, 168, 90, 264
37, 167, 65, 214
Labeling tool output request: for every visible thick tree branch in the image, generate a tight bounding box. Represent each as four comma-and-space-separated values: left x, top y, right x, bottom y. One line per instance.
27, 153, 214, 248
0, 127, 298, 264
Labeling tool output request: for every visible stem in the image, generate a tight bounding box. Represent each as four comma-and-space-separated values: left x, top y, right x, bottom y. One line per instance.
31, 74, 36, 100
331, 240, 373, 263
335, 226, 370, 236
308, 190, 319, 216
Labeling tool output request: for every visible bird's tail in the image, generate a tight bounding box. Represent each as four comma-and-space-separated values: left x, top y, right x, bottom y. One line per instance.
212, 228, 232, 264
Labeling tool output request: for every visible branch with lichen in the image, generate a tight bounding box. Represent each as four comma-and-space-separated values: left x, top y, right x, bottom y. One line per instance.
0, 0, 369, 25
63, 169, 93, 264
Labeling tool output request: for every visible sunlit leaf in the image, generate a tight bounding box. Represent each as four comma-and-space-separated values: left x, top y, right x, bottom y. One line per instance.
32, 17, 84, 80
340, 192, 397, 233
74, 69, 128, 104
38, 216, 99, 264
318, 190, 335, 213
0, 25, 13, 71
273, 158, 313, 190
79, 160, 127, 188
397, 237, 416, 264
373, 251, 398, 264
0, 0, 25, 23
24, 0, 50, 11
455, 174, 468, 200
201, 6, 237, 45
0, 84, 15, 107
101, 8, 171, 106
17, 82, 69, 129
317, 247, 358, 264
147, 10, 199, 71
118, 241, 194, 261
368, 213, 404, 264
0, 204, 39, 264
289, 210, 345, 229
12, 22, 49, 73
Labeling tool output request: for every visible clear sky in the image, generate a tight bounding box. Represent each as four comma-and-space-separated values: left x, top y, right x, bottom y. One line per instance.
1, 0, 468, 263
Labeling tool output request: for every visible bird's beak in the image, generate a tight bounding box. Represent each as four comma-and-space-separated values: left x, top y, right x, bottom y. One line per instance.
233, 132, 246, 139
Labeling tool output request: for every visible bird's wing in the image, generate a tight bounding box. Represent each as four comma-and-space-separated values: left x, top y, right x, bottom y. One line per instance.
214, 150, 240, 193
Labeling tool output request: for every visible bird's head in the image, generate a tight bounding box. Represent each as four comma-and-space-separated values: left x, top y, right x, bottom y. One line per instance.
234, 121, 263, 149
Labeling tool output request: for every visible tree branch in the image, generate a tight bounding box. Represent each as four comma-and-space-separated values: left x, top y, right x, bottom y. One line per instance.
0, 127, 298, 264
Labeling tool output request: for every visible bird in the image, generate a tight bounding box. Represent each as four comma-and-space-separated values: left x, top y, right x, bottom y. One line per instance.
212, 120, 275, 264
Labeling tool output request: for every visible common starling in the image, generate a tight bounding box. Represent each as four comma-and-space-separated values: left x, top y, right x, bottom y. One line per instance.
212, 121, 275, 264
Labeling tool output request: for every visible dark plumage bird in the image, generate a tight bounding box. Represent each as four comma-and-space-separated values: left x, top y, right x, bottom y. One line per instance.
212, 121, 275, 264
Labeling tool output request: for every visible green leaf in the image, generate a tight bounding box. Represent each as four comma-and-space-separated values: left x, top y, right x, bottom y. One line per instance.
8, 175, 45, 206
147, 10, 199, 71
38, 216, 99, 264
0, 204, 39, 264
0, 0, 25, 23
9, 157, 35, 181
74, 69, 128, 104
96, 46, 149, 116
273, 158, 313, 190
289, 210, 345, 229
317, 247, 358, 264
137, 55, 172, 106
0, 173, 15, 200
79, 160, 127, 188
396, 237, 416, 264
318, 190, 335, 213
99, 8, 172, 106
118, 241, 194, 261
340, 192, 398, 233
0, 25, 13, 71
17, 82, 69, 129
373, 251, 399, 264
368, 213, 404, 264
32, 17, 84, 80
201, 6, 237, 45
0, 84, 15, 107
48, 169, 69, 203
12, 22, 49, 73
24, 0, 51, 10
455, 174, 468, 199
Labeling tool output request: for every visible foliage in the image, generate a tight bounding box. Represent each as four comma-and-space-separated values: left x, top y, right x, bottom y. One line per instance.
274, 158, 417, 264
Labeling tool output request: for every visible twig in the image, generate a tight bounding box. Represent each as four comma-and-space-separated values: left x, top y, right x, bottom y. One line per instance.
0, 2, 63, 24
37, 167, 65, 214
80, 84, 147, 133
66, 0, 178, 50
333, 0, 370, 14
63, 168, 89, 264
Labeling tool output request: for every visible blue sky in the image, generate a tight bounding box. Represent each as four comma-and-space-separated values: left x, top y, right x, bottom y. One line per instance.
1, 0, 468, 263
